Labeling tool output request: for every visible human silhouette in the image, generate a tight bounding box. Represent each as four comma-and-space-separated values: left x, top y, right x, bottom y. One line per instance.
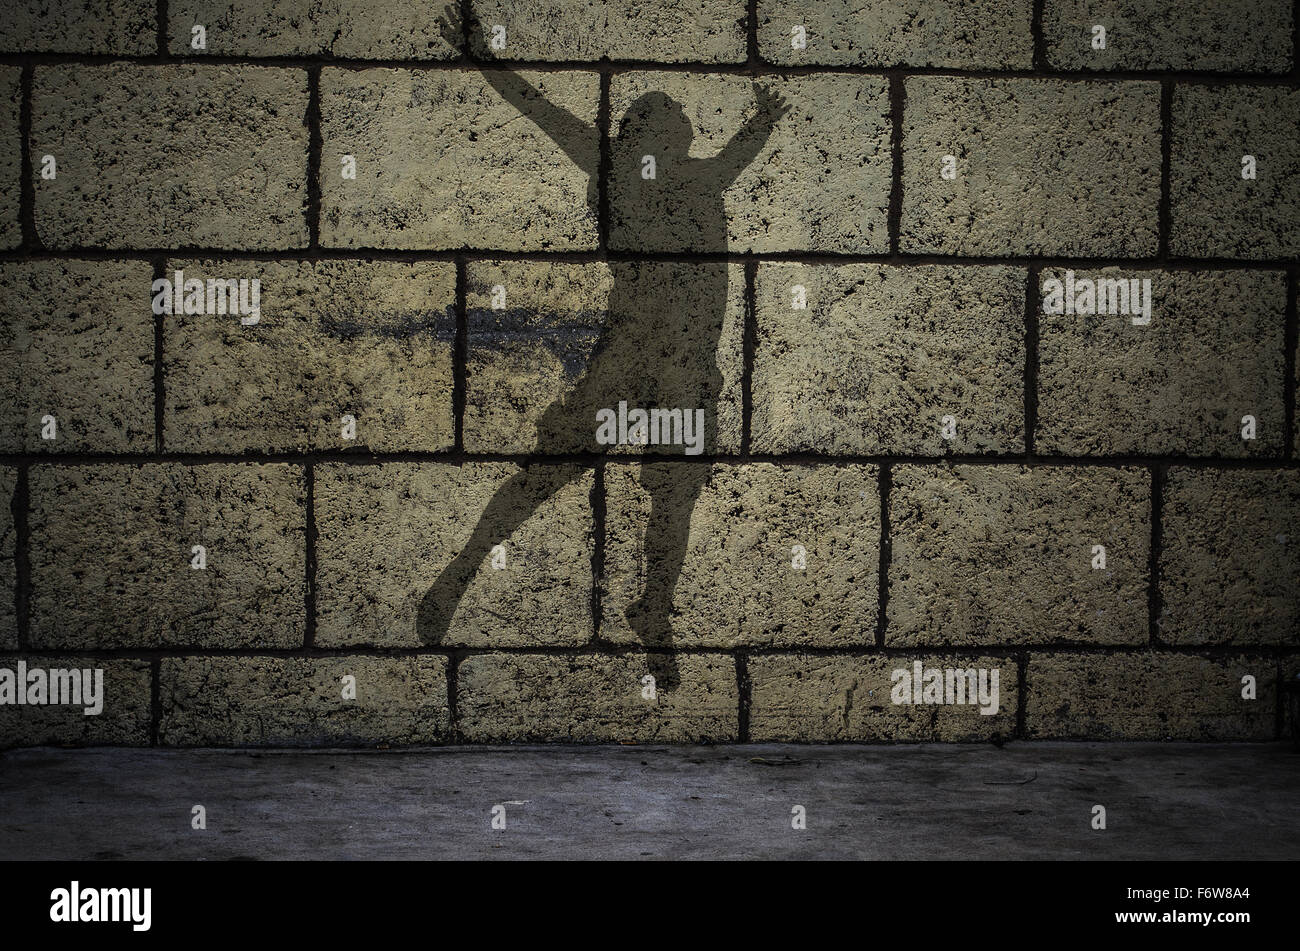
418, 4, 789, 688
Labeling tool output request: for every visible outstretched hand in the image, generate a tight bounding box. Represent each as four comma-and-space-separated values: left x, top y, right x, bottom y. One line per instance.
437, 3, 463, 49
754, 84, 792, 121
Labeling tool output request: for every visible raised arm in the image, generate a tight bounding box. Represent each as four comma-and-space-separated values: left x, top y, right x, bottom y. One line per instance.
713, 84, 791, 185
439, 4, 594, 169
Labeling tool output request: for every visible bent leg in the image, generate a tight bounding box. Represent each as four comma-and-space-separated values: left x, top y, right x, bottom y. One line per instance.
416, 464, 581, 645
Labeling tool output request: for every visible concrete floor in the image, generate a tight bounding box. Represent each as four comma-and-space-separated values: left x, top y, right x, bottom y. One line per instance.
1, 743, 1296, 860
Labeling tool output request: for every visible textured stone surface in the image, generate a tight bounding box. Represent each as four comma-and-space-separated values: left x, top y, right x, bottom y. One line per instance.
0, 468, 15, 650
752, 263, 1025, 454
314, 463, 593, 648
0, 1, 154, 53
901, 77, 1161, 256
1285, 658, 1300, 741
889, 465, 1150, 646
1171, 85, 1300, 259
0, 68, 18, 250
321, 68, 599, 250
602, 463, 879, 648
0, 260, 154, 453
1161, 468, 1300, 646
465, 260, 744, 453
748, 654, 1018, 740
32, 65, 308, 249
468, 0, 747, 62
1026, 653, 1275, 739
169, 0, 460, 58
1036, 268, 1286, 457
4, 15, 1295, 747
610, 73, 891, 253
159, 656, 449, 746
1043, 0, 1293, 72
28, 464, 305, 649
757, 0, 1033, 67
0, 659, 152, 749
457, 653, 738, 742
164, 260, 454, 452
6, 744, 1300, 860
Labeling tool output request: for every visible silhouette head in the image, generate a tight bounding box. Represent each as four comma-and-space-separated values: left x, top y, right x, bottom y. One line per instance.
617, 92, 693, 158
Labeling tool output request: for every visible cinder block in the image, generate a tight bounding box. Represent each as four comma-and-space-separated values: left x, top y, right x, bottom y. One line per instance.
889, 465, 1150, 646
0, 260, 154, 453
0, 68, 19, 249
28, 464, 305, 649
468, 0, 746, 62
1036, 268, 1286, 456
465, 260, 744, 454
1171, 85, 1300, 259
757, 0, 1033, 67
602, 463, 879, 648
610, 73, 891, 253
32, 65, 308, 249
159, 656, 449, 746
1161, 468, 1300, 646
315, 463, 593, 648
321, 68, 599, 250
752, 263, 1026, 454
1044, 0, 1293, 72
0, 468, 15, 650
1026, 652, 1275, 739
168, 0, 460, 58
748, 654, 1018, 741
164, 260, 455, 453
901, 77, 1161, 256
0, 658, 152, 748
457, 652, 738, 742
0, 1, 154, 53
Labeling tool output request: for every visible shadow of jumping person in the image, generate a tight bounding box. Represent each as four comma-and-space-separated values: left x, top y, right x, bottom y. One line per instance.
417, 4, 789, 689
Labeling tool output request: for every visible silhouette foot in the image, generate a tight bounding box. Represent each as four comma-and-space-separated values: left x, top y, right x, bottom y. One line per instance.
646, 652, 681, 692
626, 597, 680, 690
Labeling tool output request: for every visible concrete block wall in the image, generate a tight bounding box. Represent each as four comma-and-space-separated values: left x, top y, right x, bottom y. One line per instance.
0, 0, 1296, 746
